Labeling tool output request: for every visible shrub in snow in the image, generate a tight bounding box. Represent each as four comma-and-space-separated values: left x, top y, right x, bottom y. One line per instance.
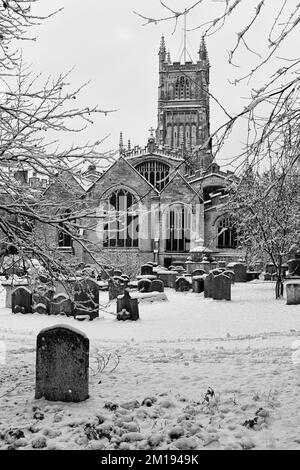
168, 426, 184, 439
174, 437, 197, 450
120, 400, 140, 410
121, 432, 145, 442
32, 435, 47, 449
148, 433, 164, 447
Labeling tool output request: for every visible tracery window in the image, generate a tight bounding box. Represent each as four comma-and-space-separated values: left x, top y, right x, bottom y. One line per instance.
135, 160, 170, 191
165, 204, 191, 252
217, 216, 237, 248
103, 189, 139, 248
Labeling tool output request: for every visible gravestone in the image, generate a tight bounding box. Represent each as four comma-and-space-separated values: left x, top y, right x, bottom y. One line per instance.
50, 294, 73, 316
226, 262, 247, 282
157, 271, 177, 288
212, 273, 231, 301
150, 279, 164, 293
141, 264, 153, 276
33, 302, 49, 314
35, 325, 89, 402
12, 287, 32, 314
33, 287, 55, 314
73, 278, 99, 320
175, 277, 191, 292
204, 273, 215, 298
286, 282, 300, 305
116, 289, 139, 321
138, 278, 151, 293
192, 276, 205, 294
265, 263, 276, 275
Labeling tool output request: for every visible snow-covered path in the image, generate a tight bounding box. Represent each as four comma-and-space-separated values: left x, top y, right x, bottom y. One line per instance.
0, 282, 300, 450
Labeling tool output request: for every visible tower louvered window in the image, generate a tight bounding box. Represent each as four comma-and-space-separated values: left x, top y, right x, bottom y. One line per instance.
175, 76, 191, 100
135, 161, 170, 191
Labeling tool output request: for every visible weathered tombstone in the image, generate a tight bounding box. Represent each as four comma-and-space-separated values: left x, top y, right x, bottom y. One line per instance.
175, 276, 191, 292
32, 303, 48, 315
50, 294, 73, 316
35, 325, 89, 402
286, 282, 300, 305
33, 287, 55, 313
141, 264, 153, 276
226, 262, 247, 282
192, 276, 204, 294
73, 278, 99, 320
138, 278, 151, 293
204, 273, 215, 298
150, 279, 164, 293
265, 263, 276, 275
116, 289, 139, 321
157, 270, 177, 288
12, 287, 32, 314
212, 274, 231, 301
192, 276, 205, 294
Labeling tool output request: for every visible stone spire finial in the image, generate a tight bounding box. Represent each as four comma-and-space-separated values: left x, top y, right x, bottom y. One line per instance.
159, 35, 167, 62
199, 36, 208, 62
119, 131, 124, 155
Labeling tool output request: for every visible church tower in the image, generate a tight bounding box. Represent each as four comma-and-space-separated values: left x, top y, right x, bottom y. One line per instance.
156, 36, 212, 172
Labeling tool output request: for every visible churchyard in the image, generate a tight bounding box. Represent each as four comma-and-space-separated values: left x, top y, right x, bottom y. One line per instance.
0, 259, 300, 450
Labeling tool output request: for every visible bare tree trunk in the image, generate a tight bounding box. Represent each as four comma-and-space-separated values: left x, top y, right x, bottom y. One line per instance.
275, 254, 283, 299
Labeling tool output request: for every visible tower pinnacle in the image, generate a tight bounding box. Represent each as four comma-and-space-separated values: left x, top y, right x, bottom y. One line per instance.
199, 36, 208, 62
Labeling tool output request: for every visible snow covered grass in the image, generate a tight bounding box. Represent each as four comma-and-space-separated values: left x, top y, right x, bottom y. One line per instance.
0, 281, 300, 450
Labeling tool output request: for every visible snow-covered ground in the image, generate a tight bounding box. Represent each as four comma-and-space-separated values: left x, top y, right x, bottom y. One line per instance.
0, 281, 300, 450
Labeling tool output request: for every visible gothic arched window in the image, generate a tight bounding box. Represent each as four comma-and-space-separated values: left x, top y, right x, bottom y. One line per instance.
135, 161, 170, 191
103, 189, 139, 248
217, 216, 237, 248
165, 204, 191, 252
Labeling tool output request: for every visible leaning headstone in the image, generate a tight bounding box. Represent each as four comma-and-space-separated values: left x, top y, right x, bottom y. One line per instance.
150, 279, 164, 293
35, 325, 89, 402
212, 273, 231, 301
192, 276, 205, 294
12, 287, 32, 314
116, 289, 139, 321
286, 282, 300, 305
141, 264, 153, 276
138, 278, 151, 293
204, 273, 215, 298
175, 277, 191, 292
73, 278, 99, 320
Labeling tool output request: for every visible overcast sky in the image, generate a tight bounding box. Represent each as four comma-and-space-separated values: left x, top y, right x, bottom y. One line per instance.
21, 0, 300, 170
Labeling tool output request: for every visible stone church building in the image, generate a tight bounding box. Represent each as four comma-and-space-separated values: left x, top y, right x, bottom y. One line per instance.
42, 37, 241, 270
